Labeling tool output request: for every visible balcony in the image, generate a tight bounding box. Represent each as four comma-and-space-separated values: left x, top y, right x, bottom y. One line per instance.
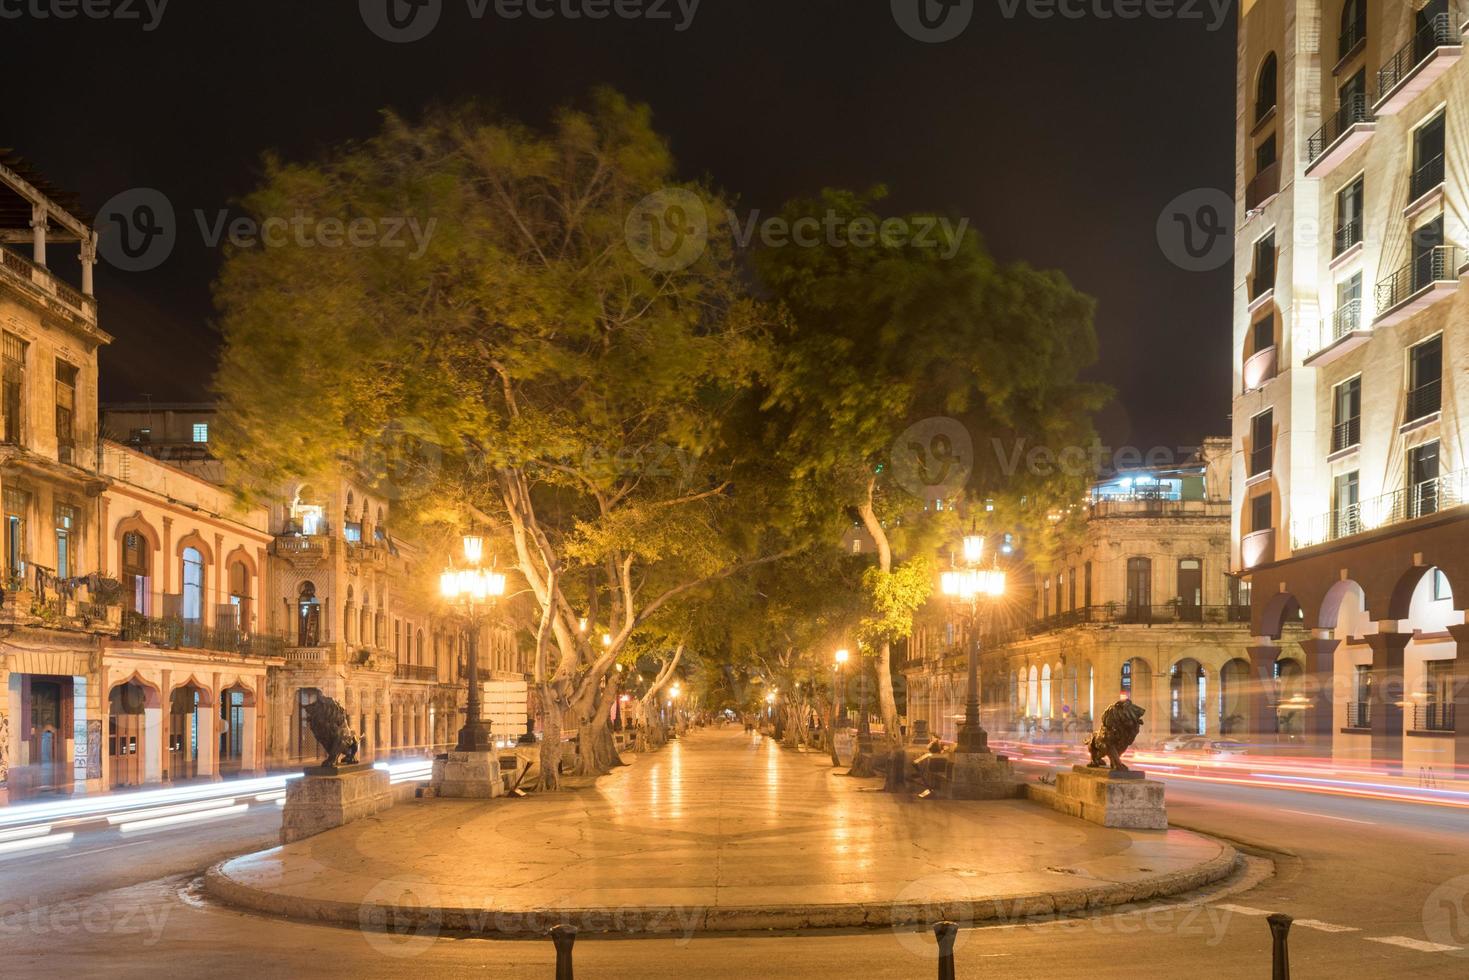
1375, 14, 1461, 116
1242, 344, 1278, 391
1305, 95, 1376, 178
1345, 701, 1370, 729
1245, 160, 1281, 212
0, 245, 98, 326
1241, 528, 1275, 569
1412, 701, 1455, 733
1331, 415, 1361, 455
1291, 468, 1469, 551
1248, 444, 1273, 479
1304, 300, 1371, 366
394, 663, 439, 683
1375, 246, 1462, 327
1406, 378, 1443, 425
1000, 603, 1253, 643
272, 532, 334, 567
1334, 218, 1364, 259
120, 612, 286, 659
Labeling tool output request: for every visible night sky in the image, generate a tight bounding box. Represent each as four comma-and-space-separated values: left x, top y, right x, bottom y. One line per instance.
10, 0, 1237, 453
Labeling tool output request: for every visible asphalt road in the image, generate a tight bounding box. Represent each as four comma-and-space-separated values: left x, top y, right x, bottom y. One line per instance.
2, 764, 1468, 978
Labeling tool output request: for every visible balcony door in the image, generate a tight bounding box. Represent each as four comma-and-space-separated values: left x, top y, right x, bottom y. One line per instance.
1333, 471, 1360, 539
1177, 559, 1202, 621
1126, 558, 1152, 620
1416, 0, 1450, 62
1410, 442, 1441, 519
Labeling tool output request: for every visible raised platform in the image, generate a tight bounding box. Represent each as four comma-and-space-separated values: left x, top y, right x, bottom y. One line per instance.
281, 765, 392, 845
1030, 766, 1168, 830
209, 730, 1233, 934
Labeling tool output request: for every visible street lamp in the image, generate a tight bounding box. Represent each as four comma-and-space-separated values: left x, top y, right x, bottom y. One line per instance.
834, 648, 850, 729
940, 535, 1006, 755
440, 535, 506, 753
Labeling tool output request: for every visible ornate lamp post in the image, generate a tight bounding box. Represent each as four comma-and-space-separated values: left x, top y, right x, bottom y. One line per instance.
940, 534, 1006, 754
834, 648, 850, 728
439, 535, 506, 753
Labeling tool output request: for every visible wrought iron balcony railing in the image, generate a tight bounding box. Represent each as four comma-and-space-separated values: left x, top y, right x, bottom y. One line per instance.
1406, 378, 1443, 422
1334, 216, 1364, 256
1346, 701, 1371, 728
1249, 444, 1273, 477
1339, 15, 1367, 59
1376, 246, 1461, 315
1332, 415, 1361, 454
1308, 94, 1375, 166
121, 611, 286, 658
1411, 153, 1446, 203
1292, 469, 1469, 550
1377, 13, 1455, 100
1412, 701, 1455, 732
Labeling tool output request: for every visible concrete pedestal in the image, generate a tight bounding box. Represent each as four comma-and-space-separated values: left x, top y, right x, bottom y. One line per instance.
832, 731, 857, 767
947, 750, 1019, 800
430, 750, 505, 799
1050, 766, 1167, 830
281, 765, 392, 845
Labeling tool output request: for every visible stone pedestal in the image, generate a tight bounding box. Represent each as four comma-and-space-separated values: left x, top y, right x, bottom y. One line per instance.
832, 730, 857, 767
947, 750, 1019, 800
1052, 766, 1166, 830
430, 750, 504, 799
281, 765, 392, 845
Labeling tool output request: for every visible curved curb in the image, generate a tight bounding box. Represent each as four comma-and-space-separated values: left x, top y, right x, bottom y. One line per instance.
202, 841, 1240, 937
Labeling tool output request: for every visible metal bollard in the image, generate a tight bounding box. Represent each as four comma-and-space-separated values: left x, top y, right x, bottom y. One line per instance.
934, 920, 958, 980
1267, 913, 1292, 980
550, 923, 577, 980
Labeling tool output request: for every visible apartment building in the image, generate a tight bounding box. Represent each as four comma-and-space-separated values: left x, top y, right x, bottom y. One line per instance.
1233, 0, 1468, 774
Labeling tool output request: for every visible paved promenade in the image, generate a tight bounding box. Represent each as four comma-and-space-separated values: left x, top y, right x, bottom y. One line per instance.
206, 729, 1236, 934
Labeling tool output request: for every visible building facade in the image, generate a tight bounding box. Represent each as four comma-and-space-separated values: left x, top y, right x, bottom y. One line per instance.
904, 441, 1288, 748
1233, 0, 1469, 774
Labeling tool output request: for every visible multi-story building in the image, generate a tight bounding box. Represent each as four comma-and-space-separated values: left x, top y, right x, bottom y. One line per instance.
1233, 0, 1468, 773
101, 404, 531, 770
904, 441, 1282, 747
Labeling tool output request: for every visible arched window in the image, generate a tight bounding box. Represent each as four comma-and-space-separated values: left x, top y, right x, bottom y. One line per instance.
1126, 557, 1152, 617
181, 546, 204, 624
1040, 664, 1052, 718
416, 629, 425, 666
297, 581, 321, 647
122, 530, 150, 614
1027, 666, 1039, 716
1255, 52, 1278, 124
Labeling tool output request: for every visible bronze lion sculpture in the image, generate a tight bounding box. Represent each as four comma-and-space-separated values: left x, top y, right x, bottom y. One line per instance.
1085, 698, 1146, 771
304, 696, 360, 768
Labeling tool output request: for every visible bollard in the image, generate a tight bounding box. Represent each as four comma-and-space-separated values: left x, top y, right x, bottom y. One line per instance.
1267, 913, 1292, 980
934, 920, 958, 980
550, 923, 577, 980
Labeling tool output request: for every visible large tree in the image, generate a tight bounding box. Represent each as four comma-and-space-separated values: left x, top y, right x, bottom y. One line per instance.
755, 189, 1107, 748
213, 91, 794, 783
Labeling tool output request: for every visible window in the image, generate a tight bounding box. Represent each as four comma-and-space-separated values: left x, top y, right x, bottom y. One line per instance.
1333, 471, 1360, 538
1407, 335, 1442, 422
2, 332, 25, 444
1083, 561, 1093, 608
1335, 176, 1363, 256
1433, 568, 1453, 602
1042, 578, 1051, 618
1411, 215, 1448, 293
1332, 376, 1361, 452
1249, 410, 1273, 476
54, 360, 76, 452
1177, 559, 1203, 620
296, 688, 322, 759
1339, 0, 1366, 58
1334, 273, 1363, 337
1068, 568, 1077, 613
297, 581, 321, 647
1255, 53, 1278, 123
181, 546, 204, 623
344, 522, 363, 543
1228, 574, 1252, 611
122, 530, 150, 613
1255, 133, 1277, 172
1251, 233, 1276, 299
1410, 441, 1441, 518
3, 487, 26, 586
1252, 315, 1274, 355
192, 422, 209, 443
1126, 558, 1152, 616
54, 504, 74, 579
228, 561, 250, 630
1251, 492, 1273, 533
1412, 112, 1446, 203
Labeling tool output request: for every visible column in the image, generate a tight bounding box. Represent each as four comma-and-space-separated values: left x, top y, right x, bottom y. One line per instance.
1364, 632, 1410, 772
196, 700, 216, 779
30, 204, 47, 266
1298, 633, 1341, 755
0, 665, 11, 805
161, 517, 174, 595
80, 233, 97, 296
158, 670, 172, 782
1246, 643, 1280, 746
1447, 624, 1469, 779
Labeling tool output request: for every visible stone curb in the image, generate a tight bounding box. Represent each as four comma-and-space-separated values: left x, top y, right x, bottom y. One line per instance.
201, 840, 1241, 937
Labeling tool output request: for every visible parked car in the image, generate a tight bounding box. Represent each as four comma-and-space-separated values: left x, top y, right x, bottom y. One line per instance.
1160, 735, 1247, 757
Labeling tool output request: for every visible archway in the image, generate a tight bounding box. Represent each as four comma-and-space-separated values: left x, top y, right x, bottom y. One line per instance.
218, 682, 254, 775
1275, 658, 1306, 737
169, 682, 210, 781
1170, 658, 1207, 735
109, 680, 150, 789
1219, 658, 1251, 735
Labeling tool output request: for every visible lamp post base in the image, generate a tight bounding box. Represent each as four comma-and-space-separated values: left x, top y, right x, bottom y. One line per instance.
954, 721, 989, 754
455, 720, 495, 754
430, 750, 505, 799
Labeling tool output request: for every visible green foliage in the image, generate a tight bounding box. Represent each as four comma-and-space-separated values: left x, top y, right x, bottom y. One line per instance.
859, 556, 933, 646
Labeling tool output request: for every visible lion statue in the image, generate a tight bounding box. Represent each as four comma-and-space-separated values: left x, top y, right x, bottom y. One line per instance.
304, 697, 360, 769
1085, 698, 1146, 771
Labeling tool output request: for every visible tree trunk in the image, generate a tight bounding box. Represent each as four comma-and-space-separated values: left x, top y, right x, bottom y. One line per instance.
538, 693, 563, 791
857, 481, 903, 745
